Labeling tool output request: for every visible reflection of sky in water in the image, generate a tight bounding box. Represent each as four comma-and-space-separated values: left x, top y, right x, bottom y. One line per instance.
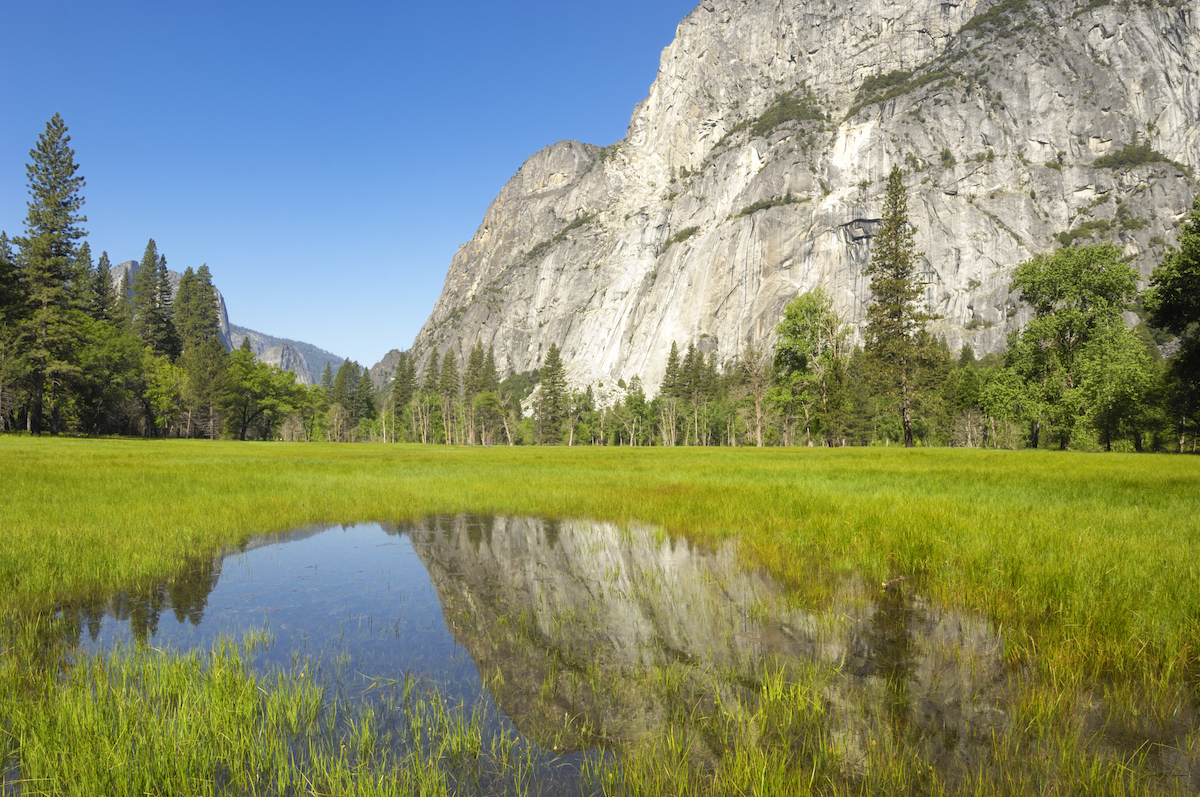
83, 524, 485, 703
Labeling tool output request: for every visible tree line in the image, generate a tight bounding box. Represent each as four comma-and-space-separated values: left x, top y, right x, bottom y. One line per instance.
0, 115, 309, 439
374, 166, 1198, 453
4, 117, 1197, 451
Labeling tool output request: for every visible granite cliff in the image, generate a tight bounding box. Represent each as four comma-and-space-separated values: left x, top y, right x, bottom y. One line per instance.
406, 0, 1198, 393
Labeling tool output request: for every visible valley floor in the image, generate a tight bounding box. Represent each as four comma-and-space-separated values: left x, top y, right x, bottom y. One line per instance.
2, 437, 1198, 794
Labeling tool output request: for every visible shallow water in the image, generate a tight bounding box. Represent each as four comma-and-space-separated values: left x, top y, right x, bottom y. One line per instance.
48, 515, 1197, 792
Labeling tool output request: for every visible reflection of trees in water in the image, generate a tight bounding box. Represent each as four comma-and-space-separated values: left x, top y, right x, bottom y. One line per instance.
848, 586, 918, 733
50, 555, 222, 646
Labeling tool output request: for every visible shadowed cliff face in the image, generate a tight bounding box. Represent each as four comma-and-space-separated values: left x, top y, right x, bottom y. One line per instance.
408, 515, 1009, 772
408, 0, 1199, 393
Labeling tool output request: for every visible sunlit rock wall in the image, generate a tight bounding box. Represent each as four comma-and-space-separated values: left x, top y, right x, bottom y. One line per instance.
405, 0, 1198, 393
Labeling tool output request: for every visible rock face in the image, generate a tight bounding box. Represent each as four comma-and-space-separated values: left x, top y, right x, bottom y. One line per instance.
257, 343, 313, 386
110, 260, 232, 348
408, 0, 1199, 393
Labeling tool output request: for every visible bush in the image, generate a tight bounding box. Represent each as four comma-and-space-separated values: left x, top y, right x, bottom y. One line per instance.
1094, 140, 1188, 174
662, 226, 700, 250
735, 192, 807, 218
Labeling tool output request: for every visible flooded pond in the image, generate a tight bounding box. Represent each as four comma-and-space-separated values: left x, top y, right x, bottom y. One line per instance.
40, 516, 1198, 793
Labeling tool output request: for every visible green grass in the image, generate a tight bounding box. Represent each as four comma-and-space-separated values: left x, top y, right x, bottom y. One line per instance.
2, 438, 1198, 683
0, 623, 539, 796
1, 437, 1199, 793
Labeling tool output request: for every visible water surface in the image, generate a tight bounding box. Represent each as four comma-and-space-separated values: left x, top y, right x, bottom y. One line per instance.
54, 515, 1197, 791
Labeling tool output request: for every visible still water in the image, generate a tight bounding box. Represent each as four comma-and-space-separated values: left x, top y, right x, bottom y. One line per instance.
62, 515, 1030, 789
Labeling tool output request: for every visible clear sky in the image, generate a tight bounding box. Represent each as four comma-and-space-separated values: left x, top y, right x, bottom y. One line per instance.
1, 0, 698, 366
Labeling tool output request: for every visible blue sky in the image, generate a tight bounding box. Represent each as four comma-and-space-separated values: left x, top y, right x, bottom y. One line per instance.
1, 0, 697, 366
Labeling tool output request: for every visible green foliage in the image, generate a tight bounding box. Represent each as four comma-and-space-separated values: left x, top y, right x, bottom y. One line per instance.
522, 213, 598, 263
662, 226, 699, 250
1094, 139, 1189, 174
735, 192, 806, 219
863, 166, 934, 446
1145, 193, 1200, 446
535, 343, 567, 444
12, 114, 89, 434
940, 148, 957, 167
1056, 203, 1149, 246
849, 68, 956, 117
1006, 243, 1142, 449
771, 288, 850, 445
173, 264, 222, 354
730, 90, 828, 141
221, 339, 299, 441
89, 250, 114, 322
130, 239, 180, 359
958, 0, 1030, 38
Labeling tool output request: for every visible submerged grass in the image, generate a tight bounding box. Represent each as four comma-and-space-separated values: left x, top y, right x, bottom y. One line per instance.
2, 437, 1199, 793
0, 618, 541, 796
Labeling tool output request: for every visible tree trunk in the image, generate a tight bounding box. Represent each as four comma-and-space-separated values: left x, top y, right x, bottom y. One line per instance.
754, 393, 763, 447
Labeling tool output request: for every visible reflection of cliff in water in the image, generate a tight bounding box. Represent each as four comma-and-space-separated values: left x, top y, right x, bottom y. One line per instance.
405, 515, 1008, 773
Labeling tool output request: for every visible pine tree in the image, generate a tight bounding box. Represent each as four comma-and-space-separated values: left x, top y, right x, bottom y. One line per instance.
14, 114, 88, 433
90, 251, 114, 321
1146, 193, 1200, 451
174, 264, 221, 353
660, 342, 682, 397
331, 359, 357, 412
320, 361, 334, 394
131, 240, 179, 358
0, 233, 17, 325
72, 241, 95, 311
863, 165, 932, 447
483, 346, 500, 393
439, 349, 460, 444
156, 254, 181, 358
113, 271, 132, 330
353, 364, 376, 426
180, 337, 229, 439
464, 340, 487, 400
439, 349, 460, 401
0, 233, 20, 431
536, 343, 568, 444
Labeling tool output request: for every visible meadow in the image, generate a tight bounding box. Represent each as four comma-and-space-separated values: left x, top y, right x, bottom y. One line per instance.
1, 436, 1198, 794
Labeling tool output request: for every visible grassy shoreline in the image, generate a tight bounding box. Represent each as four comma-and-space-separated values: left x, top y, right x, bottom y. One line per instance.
3, 437, 1199, 793
4, 437, 1199, 682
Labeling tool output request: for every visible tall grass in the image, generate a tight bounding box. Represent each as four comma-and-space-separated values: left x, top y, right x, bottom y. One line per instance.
1, 437, 1199, 793
3, 438, 1197, 689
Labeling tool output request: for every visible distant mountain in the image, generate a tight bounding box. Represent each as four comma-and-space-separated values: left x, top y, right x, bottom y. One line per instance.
258, 343, 313, 386
229, 325, 344, 386
110, 261, 345, 386
367, 349, 403, 391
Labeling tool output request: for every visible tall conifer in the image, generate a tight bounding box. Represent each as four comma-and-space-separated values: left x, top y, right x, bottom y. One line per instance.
863, 165, 932, 447
536, 343, 567, 444
132, 239, 179, 357
90, 251, 114, 321
15, 114, 88, 433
